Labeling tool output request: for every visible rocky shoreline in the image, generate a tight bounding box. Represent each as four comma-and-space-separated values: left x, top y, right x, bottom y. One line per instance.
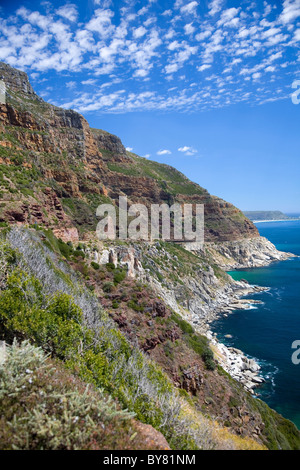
199, 280, 269, 394
154, 238, 296, 394
209, 339, 265, 394
89, 236, 295, 395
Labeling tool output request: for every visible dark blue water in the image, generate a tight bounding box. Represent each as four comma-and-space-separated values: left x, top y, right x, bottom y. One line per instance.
211, 220, 300, 429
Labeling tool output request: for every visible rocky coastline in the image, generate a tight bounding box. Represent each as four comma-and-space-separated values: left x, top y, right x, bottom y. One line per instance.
88, 236, 295, 395
199, 241, 296, 394
184, 280, 269, 394
152, 237, 296, 394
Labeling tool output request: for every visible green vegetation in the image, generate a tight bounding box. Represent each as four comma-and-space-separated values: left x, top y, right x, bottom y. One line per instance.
61, 198, 97, 232
171, 313, 216, 371
0, 340, 149, 450
0, 228, 219, 450
113, 268, 127, 285
91, 261, 100, 270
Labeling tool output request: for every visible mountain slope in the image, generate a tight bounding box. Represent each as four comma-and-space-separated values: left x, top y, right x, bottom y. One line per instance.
0, 61, 258, 242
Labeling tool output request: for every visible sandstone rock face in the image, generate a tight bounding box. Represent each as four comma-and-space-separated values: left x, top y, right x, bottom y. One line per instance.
134, 422, 170, 450
92, 245, 144, 278
0, 62, 38, 97
91, 129, 127, 157
181, 365, 203, 395
52, 227, 79, 243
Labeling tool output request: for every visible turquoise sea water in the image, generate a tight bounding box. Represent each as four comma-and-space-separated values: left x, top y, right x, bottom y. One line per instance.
210, 219, 300, 429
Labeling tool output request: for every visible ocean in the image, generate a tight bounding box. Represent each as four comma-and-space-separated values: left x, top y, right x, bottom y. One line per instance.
210, 219, 300, 429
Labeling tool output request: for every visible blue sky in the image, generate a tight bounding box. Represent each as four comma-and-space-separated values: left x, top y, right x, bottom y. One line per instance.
0, 0, 300, 211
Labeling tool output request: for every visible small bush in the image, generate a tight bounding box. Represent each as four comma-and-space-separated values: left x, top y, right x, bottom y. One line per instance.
91, 261, 100, 270
103, 282, 115, 293
106, 262, 115, 271
127, 299, 144, 312
202, 348, 216, 371
57, 239, 73, 259
73, 250, 85, 259
113, 269, 126, 285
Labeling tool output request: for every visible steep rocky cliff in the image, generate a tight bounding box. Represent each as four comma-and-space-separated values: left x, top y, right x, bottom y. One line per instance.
0, 61, 258, 242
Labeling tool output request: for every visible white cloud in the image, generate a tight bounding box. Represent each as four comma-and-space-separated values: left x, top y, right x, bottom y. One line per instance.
168, 40, 180, 51
180, 1, 198, 15
86, 8, 115, 37
82, 79, 97, 85
197, 64, 211, 71
265, 65, 276, 72
66, 81, 76, 88
133, 26, 147, 38
126, 146, 133, 151
157, 149, 171, 155
217, 8, 240, 27
252, 72, 261, 79
165, 44, 198, 74
208, 0, 223, 16
195, 29, 212, 41
56, 4, 78, 22
184, 23, 195, 35
178, 146, 198, 155
279, 0, 300, 24
137, 6, 148, 16
261, 27, 282, 39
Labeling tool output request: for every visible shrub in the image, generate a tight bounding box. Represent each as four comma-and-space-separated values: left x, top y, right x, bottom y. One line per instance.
106, 262, 116, 271
0, 270, 85, 360
103, 282, 115, 293
57, 238, 73, 259
91, 261, 100, 270
202, 348, 216, 371
73, 250, 85, 259
127, 299, 144, 312
113, 269, 126, 285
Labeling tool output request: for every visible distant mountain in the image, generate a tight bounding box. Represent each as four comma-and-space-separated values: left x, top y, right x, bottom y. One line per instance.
243, 211, 296, 221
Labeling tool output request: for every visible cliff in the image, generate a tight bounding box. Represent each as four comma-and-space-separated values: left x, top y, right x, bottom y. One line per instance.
0, 61, 259, 243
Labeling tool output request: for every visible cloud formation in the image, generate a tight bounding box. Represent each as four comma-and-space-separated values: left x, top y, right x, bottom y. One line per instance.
178, 146, 198, 156
0, 0, 299, 114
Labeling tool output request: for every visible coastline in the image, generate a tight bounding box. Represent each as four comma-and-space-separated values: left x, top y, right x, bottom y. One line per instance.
204, 280, 269, 394
95, 236, 296, 396
197, 243, 297, 394
253, 219, 300, 223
